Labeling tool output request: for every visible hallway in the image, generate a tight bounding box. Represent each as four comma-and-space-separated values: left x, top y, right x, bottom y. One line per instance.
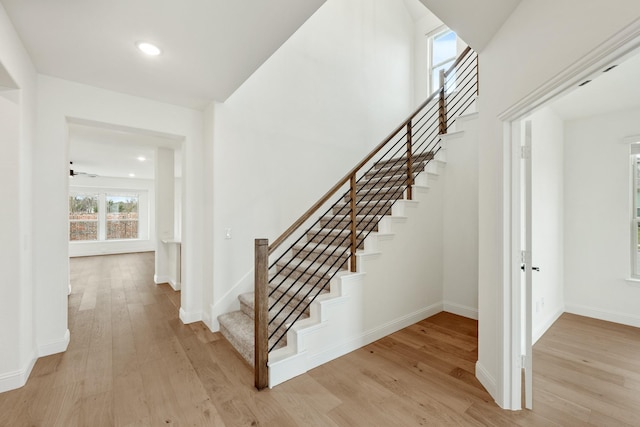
1, 253, 639, 425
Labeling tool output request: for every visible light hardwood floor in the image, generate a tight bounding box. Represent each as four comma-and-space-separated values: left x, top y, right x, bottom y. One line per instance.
1, 252, 639, 426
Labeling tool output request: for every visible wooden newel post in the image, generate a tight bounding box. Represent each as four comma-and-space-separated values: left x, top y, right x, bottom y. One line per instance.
254, 238, 269, 390
406, 120, 413, 201
349, 175, 357, 272
438, 68, 447, 135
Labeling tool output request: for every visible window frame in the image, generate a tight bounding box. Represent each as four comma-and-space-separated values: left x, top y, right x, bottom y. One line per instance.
69, 189, 148, 243
428, 27, 457, 94
69, 193, 100, 241
631, 149, 640, 278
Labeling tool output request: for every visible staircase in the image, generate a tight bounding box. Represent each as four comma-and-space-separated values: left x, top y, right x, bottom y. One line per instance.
218, 47, 478, 388
218, 152, 437, 364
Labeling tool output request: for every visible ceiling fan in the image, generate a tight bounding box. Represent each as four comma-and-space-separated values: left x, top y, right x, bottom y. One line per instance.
69, 161, 98, 178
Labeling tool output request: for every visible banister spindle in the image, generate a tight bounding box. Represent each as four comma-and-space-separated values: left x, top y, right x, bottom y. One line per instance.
349, 175, 357, 272
406, 120, 413, 201
254, 238, 269, 390
439, 69, 447, 134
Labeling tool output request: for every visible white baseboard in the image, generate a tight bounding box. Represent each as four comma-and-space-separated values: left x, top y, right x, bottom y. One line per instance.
168, 279, 181, 291
565, 303, 640, 328
443, 301, 478, 320
0, 351, 37, 393
38, 329, 70, 357
154, 274, 170, 285
202, 308, 214, 331
209, 269, 253, 332
306, 302, 444, 371
476, 360, 497, 399
179, 307, 202, 324
533, 306, 564, 344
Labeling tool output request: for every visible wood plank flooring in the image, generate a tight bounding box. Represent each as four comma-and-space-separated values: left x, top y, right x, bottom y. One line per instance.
1, 252, 640, 425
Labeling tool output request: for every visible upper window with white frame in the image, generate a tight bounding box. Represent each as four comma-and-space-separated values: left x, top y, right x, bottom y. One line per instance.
429, 28, 457, 93
631, 147, 640, 277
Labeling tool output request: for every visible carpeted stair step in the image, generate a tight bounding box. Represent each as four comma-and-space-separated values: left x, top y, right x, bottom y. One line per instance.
291, 242, 350, 267
306, 227, 366, 249
372, 151, 434, 170
238, 292, 309, 334
344, 186, 405, 203
332, 199, 395, 217
363, 160, 428, 181
319, 214, 381, 233
218, 310, 286, 366
275, 257, 346, 287
268, 276, 332, 310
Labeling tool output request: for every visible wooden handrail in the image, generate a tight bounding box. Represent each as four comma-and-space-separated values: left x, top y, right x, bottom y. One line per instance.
444, 46, 472, 78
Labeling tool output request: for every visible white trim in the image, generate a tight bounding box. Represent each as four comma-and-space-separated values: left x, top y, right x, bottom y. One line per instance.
168, 278, 181, 291
154, 274, 171, 285
499, 17, 640, 121
476, 361, 497, 400
565, 303, 640, 329
496, 17, 640, 411
623, 134, 640, 145
209, 269, 254, 332
179, 307, 202, 324
38, 329, 70, 357
443, 301, 478, 320
532, 307, 564, 345
625, 277, 640, 287
0, 352, 37, 393
307, 303, 443, 370
268, 302, 444, 388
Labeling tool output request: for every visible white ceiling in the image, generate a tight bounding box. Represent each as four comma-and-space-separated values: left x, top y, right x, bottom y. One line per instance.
69, 123, 182, 180
549, 48, 640, 121
0, 0, 325, 110
417, 0, 521, 51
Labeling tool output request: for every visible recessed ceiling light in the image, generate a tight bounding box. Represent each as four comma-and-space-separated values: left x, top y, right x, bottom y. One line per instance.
129, 173, 136, 177
137, 156, 146, 162
136, 42, 162, 56
578, 80, 592, 87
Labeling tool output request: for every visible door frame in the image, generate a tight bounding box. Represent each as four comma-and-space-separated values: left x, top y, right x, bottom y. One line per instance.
497, 22, 640, 410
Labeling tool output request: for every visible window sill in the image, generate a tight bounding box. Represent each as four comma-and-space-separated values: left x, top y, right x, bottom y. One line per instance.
625, 277, 640, 287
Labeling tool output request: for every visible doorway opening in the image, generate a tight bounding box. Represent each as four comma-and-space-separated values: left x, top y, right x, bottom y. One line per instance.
503, 33, 640, 410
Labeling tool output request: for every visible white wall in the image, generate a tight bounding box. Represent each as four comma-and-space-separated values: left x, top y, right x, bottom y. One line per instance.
442, 117, 479, 318
527, 107, 564, 342
68, 176, 155, 257
0, 3, 38, 392
270, 167, 446, 387
207, 0, 416, 328
564, 108, 640, 326
476, 0, 640, 408
34, 75, 204, 361
154, 148, 175, 284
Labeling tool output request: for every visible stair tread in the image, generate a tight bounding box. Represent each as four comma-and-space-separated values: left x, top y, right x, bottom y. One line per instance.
268, 275, 332, 306
239, 291, 309, 326
276, 256, 345, 276
218, 310, 286, 365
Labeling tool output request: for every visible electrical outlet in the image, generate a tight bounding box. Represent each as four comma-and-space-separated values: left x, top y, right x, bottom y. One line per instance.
225, 228, 232, 239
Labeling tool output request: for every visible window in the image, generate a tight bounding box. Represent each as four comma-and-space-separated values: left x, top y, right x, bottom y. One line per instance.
69, 191, 143, 242
632, 152, 640, 277
429, 29, 457, 93
106, 194, 139, 239
69, 194, 99, 241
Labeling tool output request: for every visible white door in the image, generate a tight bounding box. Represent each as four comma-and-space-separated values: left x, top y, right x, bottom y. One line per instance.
521, 120, 533, 410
